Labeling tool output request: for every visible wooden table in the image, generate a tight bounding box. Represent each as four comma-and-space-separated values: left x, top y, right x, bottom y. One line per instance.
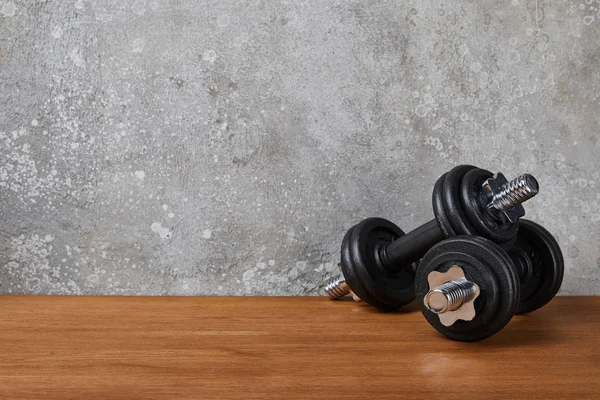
0, 296, 598, 399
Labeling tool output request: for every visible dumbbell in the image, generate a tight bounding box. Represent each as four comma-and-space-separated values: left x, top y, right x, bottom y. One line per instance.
324, 165, 539, 311
415, 235, 521, 341
415, 221, 564, 341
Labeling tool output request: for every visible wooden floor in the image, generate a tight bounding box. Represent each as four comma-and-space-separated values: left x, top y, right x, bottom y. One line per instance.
0, 296, 598, 399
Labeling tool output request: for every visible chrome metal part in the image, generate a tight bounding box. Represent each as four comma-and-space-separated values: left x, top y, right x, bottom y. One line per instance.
324, 274, 350, 300
324, 273, 362, 302
425, 266, 480, 327
483, 173, 539, 223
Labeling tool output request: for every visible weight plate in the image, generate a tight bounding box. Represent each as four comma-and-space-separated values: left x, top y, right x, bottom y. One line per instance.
415, 236, 520, 342
442, 165, 478, 235
509, 219, 564, 314
432, 173, 455, 238
341, 218, 416, 311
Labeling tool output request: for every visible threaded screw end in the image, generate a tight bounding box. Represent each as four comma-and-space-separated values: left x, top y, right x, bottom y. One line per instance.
324, 274, 351, 300
424, 278, 478, 314
491, 173, 539, 211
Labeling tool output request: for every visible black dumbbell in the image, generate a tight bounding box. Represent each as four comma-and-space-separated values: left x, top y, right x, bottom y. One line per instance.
414, 221, 564, 341
324, 165, 539, 310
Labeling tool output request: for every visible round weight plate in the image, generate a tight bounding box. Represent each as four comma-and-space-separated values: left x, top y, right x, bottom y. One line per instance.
442, 165, 478, 236
460, 168, 518, 243
415, 236, 520, 342
432, 173, 455, 238
509, 219, 564, 314
341, 218, 416, 311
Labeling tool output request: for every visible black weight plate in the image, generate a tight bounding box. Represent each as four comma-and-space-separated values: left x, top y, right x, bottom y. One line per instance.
340, 218, 416, 311
415, 236, 520, 342
460, 168, 518, 243
442, 165, 478, 235
432, 173, 455, 238
509, 219, 564, 314
488, 234, 521, 308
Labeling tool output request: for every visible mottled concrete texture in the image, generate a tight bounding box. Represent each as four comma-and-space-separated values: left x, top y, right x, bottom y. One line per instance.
0, 0, 599, 295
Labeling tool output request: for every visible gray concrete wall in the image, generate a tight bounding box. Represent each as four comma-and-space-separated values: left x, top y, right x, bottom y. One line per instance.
0, 0, 598, 295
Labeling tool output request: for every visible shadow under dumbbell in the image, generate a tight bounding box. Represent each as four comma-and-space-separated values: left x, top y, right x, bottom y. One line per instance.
389, 301, 421, 314
469, 314, 566, 347
337, 297, 421, 314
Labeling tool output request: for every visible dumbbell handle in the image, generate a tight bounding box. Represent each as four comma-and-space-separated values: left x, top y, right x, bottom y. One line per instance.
379, 219, 444, 272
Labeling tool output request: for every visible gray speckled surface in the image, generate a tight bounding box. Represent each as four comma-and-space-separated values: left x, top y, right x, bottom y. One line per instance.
0, 0, 598, 295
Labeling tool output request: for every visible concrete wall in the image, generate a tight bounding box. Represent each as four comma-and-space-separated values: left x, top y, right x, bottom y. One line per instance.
0, 0, 598, 295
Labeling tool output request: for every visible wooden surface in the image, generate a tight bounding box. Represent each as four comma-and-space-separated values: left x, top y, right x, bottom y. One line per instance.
0, 296, 599, 399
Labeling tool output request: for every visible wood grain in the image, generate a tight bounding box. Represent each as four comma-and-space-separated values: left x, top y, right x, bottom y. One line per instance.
0, 296, 598, 399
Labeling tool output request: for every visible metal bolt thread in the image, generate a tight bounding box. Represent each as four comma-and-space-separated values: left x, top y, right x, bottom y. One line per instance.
490, 173, 539, 211
324, 274, 351, 300
424, 278, 478, 314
